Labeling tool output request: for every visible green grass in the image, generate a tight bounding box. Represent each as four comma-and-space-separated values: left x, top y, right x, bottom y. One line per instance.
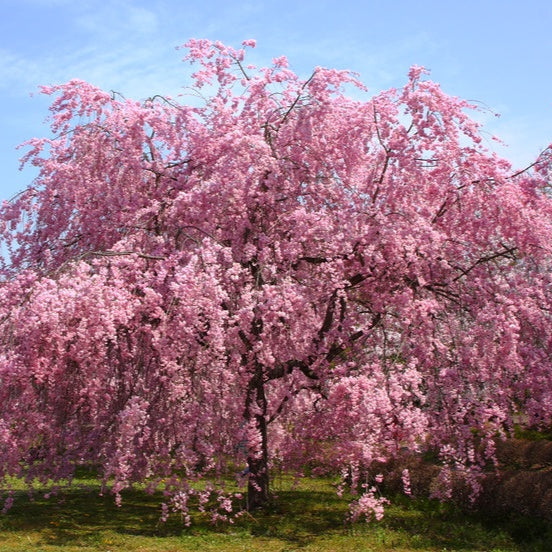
1, 473, 551, 551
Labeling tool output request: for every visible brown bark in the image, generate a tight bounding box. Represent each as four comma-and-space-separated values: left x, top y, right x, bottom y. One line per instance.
245, 365, 270, 511
246, 409, 269, 510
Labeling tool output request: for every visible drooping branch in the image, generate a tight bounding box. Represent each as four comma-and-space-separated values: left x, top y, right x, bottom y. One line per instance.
291, 255, 328, 269
508, 145, 551, 179
452, 245, 518, 282
279, 71, 317, 127
373, 103, 391, 189
318, 290, 339, 341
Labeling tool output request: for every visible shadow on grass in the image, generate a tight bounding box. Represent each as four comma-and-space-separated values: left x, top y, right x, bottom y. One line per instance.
1, 478, 552, 551
378, 493, 552, 552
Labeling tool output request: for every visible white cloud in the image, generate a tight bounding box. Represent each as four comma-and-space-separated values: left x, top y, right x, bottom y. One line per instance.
0, 2, 188, 101
0, 49, 49, 95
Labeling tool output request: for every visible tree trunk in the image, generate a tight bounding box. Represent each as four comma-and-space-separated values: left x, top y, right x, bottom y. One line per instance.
246, 410, 269, 510
245, 365, 270, 511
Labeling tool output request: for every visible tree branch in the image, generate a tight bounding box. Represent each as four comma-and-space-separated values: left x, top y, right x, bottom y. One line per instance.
452, 246, 517, 282
279, 71, 317, 127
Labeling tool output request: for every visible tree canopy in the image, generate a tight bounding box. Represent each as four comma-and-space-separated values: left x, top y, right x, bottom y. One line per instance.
1, 39, 551, 522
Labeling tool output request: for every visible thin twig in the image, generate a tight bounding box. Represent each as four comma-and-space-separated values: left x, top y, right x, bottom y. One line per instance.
279, 71, 317, 127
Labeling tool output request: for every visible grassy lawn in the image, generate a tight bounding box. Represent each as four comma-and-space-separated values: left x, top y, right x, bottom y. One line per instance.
0, 472, 551, 552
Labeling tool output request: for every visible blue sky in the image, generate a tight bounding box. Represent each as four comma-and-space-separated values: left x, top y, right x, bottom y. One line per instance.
1, 0, 551, 201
